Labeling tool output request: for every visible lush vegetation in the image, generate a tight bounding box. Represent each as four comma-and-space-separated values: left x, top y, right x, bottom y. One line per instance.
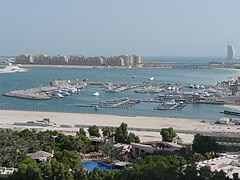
192, 134, 219, 155
115, 122, 140, 144
88, 125, 100, 137
0, 125, 234, 180
160, 127, 177, 142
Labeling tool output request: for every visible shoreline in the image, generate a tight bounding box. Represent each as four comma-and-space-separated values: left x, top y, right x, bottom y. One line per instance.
1, 109, 239, 133
0, 109, 240, 143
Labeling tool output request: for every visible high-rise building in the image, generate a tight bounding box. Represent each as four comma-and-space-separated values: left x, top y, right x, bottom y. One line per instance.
227, 43, 235, 59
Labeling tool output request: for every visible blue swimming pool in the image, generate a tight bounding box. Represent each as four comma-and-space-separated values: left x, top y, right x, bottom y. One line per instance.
81, 161, 121, 171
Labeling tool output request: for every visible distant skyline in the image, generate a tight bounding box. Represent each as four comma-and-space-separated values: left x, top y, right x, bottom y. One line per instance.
0, 0, 240, 57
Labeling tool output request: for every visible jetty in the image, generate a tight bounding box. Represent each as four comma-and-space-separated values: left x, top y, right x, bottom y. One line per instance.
77, 97, 141, 109
154, 102, 185, 110
3, 80, 88, 100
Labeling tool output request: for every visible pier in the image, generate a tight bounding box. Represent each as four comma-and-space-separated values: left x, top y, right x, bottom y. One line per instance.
3, 80, 88, 100
77, 97, 141, 110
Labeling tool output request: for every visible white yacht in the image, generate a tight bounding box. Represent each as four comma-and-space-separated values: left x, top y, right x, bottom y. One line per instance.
149, 77, 154, 81
51, 92, 64, 98
93, 92, 100, 96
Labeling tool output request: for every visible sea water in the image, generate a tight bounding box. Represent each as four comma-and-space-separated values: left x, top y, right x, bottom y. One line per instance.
0, 64, 238, 120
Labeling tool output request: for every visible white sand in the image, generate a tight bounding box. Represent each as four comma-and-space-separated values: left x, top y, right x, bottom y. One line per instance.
0, 110, 239, 133
2, 110, 240, 143
0, 110, 206, 129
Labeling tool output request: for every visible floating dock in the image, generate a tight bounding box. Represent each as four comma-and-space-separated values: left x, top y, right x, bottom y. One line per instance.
221, 110, 240, 116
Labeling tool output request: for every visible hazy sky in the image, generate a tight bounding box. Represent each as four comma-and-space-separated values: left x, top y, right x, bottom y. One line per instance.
0, 0, 240, 56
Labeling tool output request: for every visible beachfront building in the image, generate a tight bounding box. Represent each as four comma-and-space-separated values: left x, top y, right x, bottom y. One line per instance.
50, 55, 68, 65
84, 56, 103, 66
197, 153, 240, 179
227, 43, 236, 59
100, 56, 108, 65
106, 56, 124, 66
120, 55, 134, 67
15, 54, 143, 67
15, 54, 33, 64
131, 141, 182, 158
68, 55, 85, 65
119, 55, 143, 67
32, 55, 51, 65
132, 55, 143, 65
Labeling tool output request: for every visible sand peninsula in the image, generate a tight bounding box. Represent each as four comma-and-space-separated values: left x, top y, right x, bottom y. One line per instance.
0, 63, 29, 73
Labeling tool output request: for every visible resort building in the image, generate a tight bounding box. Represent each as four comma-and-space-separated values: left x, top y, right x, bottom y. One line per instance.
68, 56, 85, 65
197, 153, 240, 179
106, 56, 124, 66
0, 167, 17, 177
15, 54, 142, 67
28, 150, 53, 163
32, 55, 50, 65
84, 56, 103, 66
131, 141, 182, 157
50, 55, 68, 65
15, 54, 32, 64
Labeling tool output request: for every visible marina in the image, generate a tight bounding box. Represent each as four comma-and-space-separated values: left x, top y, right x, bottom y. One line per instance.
0, 63, 239, 120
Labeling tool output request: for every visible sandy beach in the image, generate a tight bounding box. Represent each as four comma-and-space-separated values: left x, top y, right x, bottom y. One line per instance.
224, 104, 240, 111
0, 110, 209, 130
1, 110, 240, 139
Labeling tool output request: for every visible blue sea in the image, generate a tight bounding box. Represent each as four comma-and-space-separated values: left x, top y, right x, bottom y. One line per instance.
0, 56, 239, 120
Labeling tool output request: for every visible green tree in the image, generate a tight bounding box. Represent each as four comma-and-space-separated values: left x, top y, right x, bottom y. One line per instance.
100, 142, 122, 162
115, 122, 128, 143
198, 166, 214, 180
203, 152, 212, 160
102, 127, 111, 137
160, 127, 177, 142
233, 173, 239, 180
127, 132, 140, 143
39, 162, 52, 180
192, 134, 219, 155
12, 157, 42, 180
190, 153, 205, 162
55, 133, 76, 151
50, 158, 73, 180
181, 163, 199, 180
79, 134, 95, 153
54, 150, 81, 170
88, 125, 100, 137
77, 128, 86, 136
212, 170, 227, 180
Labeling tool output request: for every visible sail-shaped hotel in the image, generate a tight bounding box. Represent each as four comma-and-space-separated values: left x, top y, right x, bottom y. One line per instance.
227, 43, 236, 59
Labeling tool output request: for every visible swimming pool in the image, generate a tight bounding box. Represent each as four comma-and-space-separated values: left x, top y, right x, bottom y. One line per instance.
81, 161, 121, 171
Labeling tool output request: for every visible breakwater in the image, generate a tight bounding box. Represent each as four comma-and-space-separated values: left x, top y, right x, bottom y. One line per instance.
3, 80, 87, 100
